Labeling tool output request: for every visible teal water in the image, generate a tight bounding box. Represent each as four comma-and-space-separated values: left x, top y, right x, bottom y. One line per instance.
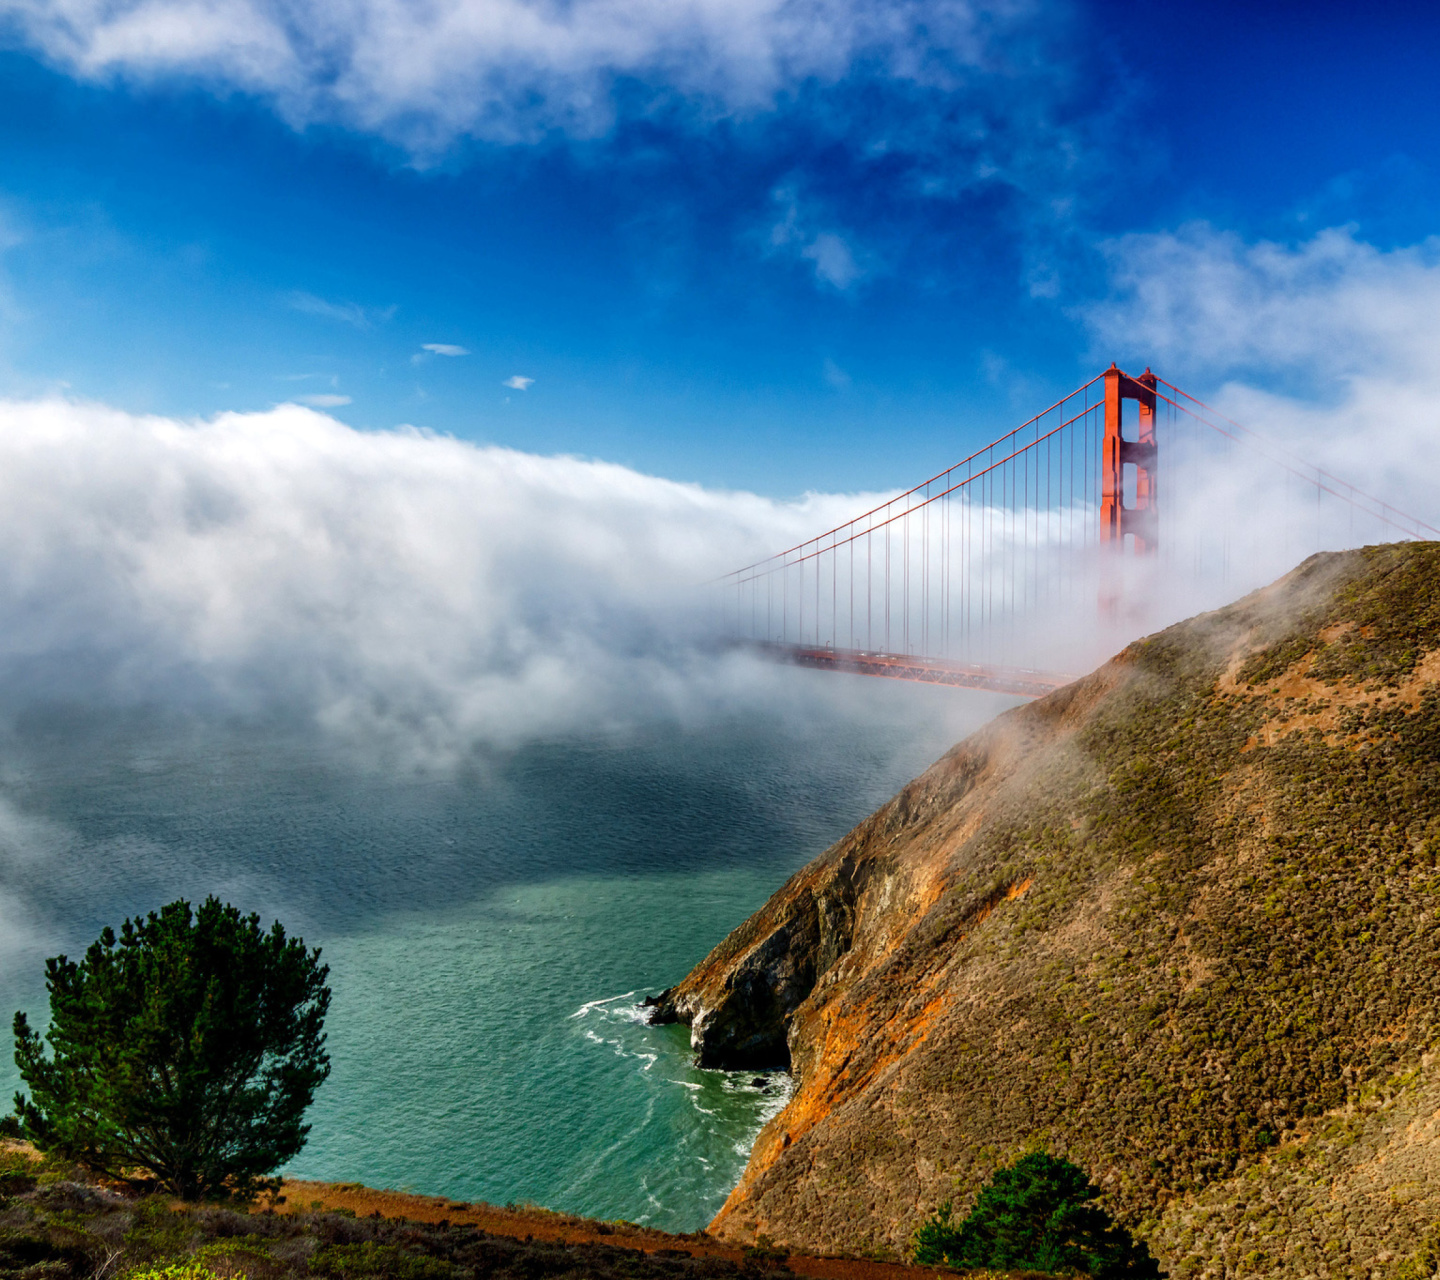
0, 686, 1004, 1229
301, 873, 798, 1224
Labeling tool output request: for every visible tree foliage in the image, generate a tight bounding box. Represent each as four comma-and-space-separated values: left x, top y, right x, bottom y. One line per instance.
12, 897, 331, 1198
911, 1152, 1163, 1277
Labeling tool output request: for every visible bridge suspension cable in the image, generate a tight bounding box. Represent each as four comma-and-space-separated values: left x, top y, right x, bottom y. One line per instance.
1151, 378, 1440, 543
718, 364, 1437, 697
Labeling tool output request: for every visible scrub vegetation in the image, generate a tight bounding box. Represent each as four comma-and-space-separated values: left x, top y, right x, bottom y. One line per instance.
0, 1148, 1058, 1280
0, 1155, 787, 1280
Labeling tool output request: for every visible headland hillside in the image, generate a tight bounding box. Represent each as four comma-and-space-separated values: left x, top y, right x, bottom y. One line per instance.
649, 540, 1440, 1279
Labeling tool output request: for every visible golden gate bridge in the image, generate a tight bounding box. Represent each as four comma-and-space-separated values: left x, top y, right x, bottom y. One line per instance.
718, 365, 1438, 698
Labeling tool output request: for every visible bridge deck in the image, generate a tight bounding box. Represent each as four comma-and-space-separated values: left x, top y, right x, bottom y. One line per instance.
757, 643, 1076, 699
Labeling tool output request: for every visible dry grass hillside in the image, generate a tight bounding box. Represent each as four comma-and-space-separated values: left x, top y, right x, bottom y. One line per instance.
649, 542, 1440, 1279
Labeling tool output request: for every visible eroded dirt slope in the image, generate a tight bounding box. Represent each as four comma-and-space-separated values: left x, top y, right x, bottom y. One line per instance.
649, 543, 1440, 1280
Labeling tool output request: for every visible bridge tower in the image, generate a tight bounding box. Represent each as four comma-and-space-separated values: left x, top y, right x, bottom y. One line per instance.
1100, 364, 1159, 553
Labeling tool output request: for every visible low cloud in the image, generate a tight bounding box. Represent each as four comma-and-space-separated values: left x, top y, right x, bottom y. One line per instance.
503, 375, 534, 390
0, 394, 1024, 1030
422, 343, 469, 357
0, 383, 1406, 776
0, 396, 900, 761
297, 393, 352, 407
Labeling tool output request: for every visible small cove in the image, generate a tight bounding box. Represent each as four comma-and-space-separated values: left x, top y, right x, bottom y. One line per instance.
0, 684, 1008, 1229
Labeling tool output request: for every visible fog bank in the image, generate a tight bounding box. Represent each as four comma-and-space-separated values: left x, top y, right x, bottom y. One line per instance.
0, 397, 931, 760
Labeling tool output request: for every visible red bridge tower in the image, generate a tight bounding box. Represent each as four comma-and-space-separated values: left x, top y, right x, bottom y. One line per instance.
1100, 364, 1159, 553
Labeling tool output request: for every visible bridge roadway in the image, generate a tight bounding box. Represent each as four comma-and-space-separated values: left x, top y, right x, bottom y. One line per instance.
756, 642, 1076, 699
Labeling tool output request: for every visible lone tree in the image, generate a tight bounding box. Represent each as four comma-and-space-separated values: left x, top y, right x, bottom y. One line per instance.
912, 1151, 1163, 1277
13, 897, 331, 1199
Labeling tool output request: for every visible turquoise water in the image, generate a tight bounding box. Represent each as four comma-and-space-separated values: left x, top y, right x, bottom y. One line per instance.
301, 873, 799, 1224
0, 686, 1002, 1229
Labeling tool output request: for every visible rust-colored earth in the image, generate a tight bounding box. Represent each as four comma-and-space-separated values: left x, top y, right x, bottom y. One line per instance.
270, 1178, 946, 1280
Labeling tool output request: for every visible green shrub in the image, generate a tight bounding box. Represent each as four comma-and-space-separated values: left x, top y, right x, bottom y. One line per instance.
1395, 1228, 1440, 1280
308, 1242, 455, 1280
124, 1263, 226, 1280
124, 1197, 203, 1261
911, 1152, 1162, 1277
192, 1239, 287, 1280
0, 1227, 102, 1277
912, 1201, 961, 1266
742, 1234, 790, 1271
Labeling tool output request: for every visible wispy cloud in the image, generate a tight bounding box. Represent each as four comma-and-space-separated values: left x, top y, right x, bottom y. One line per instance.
421, 343, 469, 357
768, 185, 869, 292
0, 0, 1115, 300
1082, 221, 1440, 526
503, 375, 534, 390
0, 0, 1098, 182
803, 234, 861, 290
297, 393, 352, 407
0, 0, 1007, 143
1084, 223, 1440, 385
287, 291, 395, 329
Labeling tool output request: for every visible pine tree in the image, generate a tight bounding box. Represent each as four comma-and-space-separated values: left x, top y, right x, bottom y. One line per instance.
12, 897, 331, 1199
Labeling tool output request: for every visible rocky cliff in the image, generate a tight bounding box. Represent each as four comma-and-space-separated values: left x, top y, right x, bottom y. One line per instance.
650, 543, 1440, 1279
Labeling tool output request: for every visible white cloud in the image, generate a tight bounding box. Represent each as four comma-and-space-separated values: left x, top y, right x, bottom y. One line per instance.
503, 375, 534, 390
1085, 223, 1440, 383
422, 343, 470, 357
0, 396, 900, 759
297, 393, 352, 407
1083, 222, 1440, 536
0, 399, 1029, 1005
288, 291, 395, 329
0, 0, 1059, 153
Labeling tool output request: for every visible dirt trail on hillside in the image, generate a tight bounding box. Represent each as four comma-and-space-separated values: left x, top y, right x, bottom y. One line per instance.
274, 1179, 947, 1280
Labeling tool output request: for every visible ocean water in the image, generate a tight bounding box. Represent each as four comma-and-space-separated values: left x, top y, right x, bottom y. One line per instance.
0, 682, 1007, 1230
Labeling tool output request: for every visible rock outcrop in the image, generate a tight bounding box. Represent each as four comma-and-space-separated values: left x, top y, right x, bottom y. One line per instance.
653, 543, 1440, 1279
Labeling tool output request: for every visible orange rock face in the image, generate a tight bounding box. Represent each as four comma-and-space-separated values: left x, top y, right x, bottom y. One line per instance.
652, 544, 1440, 1280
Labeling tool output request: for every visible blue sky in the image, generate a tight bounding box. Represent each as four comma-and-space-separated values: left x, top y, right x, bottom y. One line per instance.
1, 0, 1438, 496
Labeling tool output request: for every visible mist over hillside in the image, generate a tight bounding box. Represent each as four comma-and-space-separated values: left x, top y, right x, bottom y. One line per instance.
652, 541, 1440, 1278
